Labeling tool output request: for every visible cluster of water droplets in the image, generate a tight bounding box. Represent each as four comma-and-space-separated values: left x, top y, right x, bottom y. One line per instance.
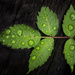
4, 27, 36, 48
68, 13, 75, 31
66, 45, 75, 64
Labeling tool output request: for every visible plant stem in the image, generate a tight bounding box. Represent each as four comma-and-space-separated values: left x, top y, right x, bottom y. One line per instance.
33, 36, 75, 39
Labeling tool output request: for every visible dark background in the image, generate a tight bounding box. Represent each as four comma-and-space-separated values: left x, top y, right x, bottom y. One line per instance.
0, 0, 75, 75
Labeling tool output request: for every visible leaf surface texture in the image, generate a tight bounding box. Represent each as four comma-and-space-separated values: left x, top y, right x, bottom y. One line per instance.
62, 5, 75, 37
63, 39, 75, 72
27, 38, 54, 74
37, 7, 59, 36
0, 24, 41, 49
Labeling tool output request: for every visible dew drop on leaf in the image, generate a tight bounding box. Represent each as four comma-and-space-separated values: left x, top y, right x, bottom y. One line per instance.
28, 39, 34, 46
70, 54, 74, 58
69, 45, 75, 51
36, 46, 40, 50
70, 13, 75, 21
48, 49, 51, 51
71, 60, 73, 63
6, 35, 9, 39
41, 41, 44, 44
21, 42, 25, 46
67, 53, 70, 55
43, 24, 46, 27
68, 25, 74, 31
6, 29, 11, 34
46, 31, 48, 33
12, 40, 15, 44
3, 40, 5, 42
17, 29, 23, 36
12, 35, 15, 38
31, 56, 36, 60
53, 27, 57, 30
51, 23, 53, 25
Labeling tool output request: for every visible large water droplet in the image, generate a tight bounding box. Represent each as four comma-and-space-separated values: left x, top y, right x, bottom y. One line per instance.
21, 42, 25, 45
48, 49, 51, 51
12, 35, 15, 38
3, 40, 5, 42
17, 29, 23, 36
51, 23, 53, 25
46, 31, 48, 33
36, 46, 40, 50
6, 35, 9, 38
70, 54, 74, 58
43, 24, 46, 27
67, 53, 69, 55
28, 39, 34, 46
6, 29, 11, 34
12, 40, 15, 44
43, 16, 45, 19
41, 41, 44, 44
53, 27, 57, 30
68, 25, 74, 31
70, 45, 75, 51
31, 56, 36, 60
70, 13, 75, 21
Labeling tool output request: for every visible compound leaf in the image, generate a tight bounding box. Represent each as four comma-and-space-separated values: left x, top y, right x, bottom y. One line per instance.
62, 5, 75, 37
63, 38, 75, 72
37, 6, 59, 36
0, 24, 41, 49
27, 38, 54, 74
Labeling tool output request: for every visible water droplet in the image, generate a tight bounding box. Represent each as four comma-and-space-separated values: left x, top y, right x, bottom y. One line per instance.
12, 35, 15, 38
71, 60, 73, 63
6, 29, 11, 34
43, 17, 45, 19
28, 39, 34, 46
17, 29, 23, 36
22, 42, 25, 45
51, 44, 53, 46
24, 35, 25, 37
48, 49, 51, 51
70, 45, 75, 51
68, 25, 74, 31
53, 27, 57, 30
51, 23, 53, 25
36, 47, 40, 50
3, 40, 5, 42
14, 29, 15, 31
43, 24, 46, 27
67, 53, 69, 55
12, 40, 15, 44
46, 31, 48, 33
28, 28, 29, 29
70, 55, 74, 58
33, 30, 34, 32
6, 35, 9, 38
31, 56, 36, 60
41, 41, 44, 44
70, 13, 75, 21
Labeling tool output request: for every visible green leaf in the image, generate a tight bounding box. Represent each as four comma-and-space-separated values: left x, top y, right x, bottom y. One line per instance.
37, 6, 59, 36
0, 24, 41, 49
27, 38, 54, 74
63, 38, 75, 72
62, 5, 75, 37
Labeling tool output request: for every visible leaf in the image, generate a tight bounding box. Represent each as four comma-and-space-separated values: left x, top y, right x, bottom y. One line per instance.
37, 6, 59, 36
0, 24, 41, 49
62, 5, 75, 37
63, 38, 75, 72
27, 38, 54, 74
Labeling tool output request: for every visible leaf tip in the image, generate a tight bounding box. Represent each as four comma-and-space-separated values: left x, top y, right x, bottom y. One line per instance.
70, 65, 74, 73
26, 70, 30, 74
